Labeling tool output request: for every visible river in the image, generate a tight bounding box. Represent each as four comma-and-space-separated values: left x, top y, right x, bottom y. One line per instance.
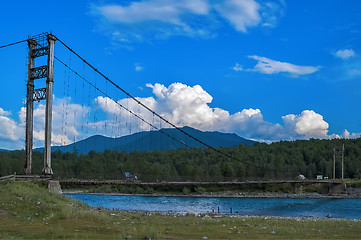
66, 194, 361, 219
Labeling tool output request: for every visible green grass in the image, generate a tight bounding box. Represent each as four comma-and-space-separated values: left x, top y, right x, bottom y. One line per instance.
1, 180, 361, 239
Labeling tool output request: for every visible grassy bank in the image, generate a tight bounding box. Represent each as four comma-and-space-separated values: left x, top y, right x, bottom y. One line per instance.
1, 181, 361, 239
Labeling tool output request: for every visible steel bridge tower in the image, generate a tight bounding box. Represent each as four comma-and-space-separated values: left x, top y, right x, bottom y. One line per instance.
24, 33, 56, 175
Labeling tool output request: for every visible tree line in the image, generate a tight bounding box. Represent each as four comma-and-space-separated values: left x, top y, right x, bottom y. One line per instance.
0, 138, 360, 181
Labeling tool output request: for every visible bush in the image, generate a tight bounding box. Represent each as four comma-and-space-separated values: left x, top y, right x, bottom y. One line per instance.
145, 187, 155, 194
195, 186, 206, 194
348, 180, 361, 188
182, 187, 191, 195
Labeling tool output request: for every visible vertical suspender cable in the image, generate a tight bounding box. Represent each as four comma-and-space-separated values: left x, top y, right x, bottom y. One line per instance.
53, 41, 300, 174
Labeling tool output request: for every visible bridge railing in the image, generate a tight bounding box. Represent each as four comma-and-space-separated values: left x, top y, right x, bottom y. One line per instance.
114, 175, 300, 183
0, 173, 51, 182
0, 174, 16, 181
54, 175, 297, 183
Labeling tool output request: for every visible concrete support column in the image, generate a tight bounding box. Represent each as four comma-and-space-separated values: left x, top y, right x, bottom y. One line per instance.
24, 40, 37, 175
42, 34, 56, 175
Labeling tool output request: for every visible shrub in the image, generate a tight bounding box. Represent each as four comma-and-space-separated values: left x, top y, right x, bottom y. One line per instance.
182, 187, 191, 195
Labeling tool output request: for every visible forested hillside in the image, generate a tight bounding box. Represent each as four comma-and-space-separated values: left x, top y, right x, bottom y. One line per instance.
1, 138, 360, 181
35, 126, 255, 154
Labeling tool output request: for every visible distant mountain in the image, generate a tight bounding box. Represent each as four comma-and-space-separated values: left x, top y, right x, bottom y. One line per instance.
35, 126, 255, 154
0, 149, 9, 152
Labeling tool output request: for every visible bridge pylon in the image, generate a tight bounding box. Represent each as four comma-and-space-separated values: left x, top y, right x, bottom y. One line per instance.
333, 141, 345, 180
24, 33, 56, 175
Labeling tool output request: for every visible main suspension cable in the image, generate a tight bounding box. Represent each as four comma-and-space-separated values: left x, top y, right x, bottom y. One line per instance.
0, 34, 300, 173
0, 39, 28, 49
55, 38, 299, 173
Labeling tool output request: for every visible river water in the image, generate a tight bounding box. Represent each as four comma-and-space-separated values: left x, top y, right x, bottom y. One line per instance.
66, 194, 361, 219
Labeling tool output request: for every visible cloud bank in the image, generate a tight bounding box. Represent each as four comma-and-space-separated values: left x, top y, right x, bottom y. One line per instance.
93, 82, 361, 142
0, 82, 359, 149
141, 83, 340, 140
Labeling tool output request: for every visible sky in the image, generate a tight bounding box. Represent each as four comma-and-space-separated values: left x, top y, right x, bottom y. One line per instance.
0, 0, 361, 150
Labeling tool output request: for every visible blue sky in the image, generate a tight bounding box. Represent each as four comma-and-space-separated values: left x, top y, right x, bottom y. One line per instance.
0, 0, 361, 149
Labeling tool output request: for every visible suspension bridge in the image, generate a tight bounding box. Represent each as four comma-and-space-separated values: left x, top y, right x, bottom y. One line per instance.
1, 32, 345, 187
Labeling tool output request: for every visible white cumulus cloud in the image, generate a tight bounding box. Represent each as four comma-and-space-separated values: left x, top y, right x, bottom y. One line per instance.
0, 115, 21, 142
18, 97, 91, 147
146, 83, 221, 129
341, 129, 361, 139
0, 108, 11, 116
282, 110, 329, 139
247, 55, 320, 76
336, 49, 355, 59
0, 108, 24, 149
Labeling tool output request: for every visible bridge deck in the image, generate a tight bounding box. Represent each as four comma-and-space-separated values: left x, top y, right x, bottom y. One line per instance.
59, 179, 340, 186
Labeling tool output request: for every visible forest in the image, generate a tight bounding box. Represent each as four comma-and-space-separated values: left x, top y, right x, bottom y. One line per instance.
0, 138, 360, 181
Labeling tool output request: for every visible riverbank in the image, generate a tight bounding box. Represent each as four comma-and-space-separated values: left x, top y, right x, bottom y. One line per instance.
2, 180, 361, 239
61, 180, 361, 198
62, 190, 361, 199
66, 192, 361, 219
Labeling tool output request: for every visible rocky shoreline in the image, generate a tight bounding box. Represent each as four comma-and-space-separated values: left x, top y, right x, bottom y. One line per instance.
114, 210, 361, 221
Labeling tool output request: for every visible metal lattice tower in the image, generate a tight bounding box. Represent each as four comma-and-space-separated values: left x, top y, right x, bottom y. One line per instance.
24, 33, 56, 175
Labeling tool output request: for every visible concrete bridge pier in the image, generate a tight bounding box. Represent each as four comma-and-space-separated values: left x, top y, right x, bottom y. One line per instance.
48, 180, 62, 195
328, 182, 346, 195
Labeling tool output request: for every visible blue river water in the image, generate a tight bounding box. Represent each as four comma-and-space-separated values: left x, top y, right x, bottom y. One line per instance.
66, 194, 361, 219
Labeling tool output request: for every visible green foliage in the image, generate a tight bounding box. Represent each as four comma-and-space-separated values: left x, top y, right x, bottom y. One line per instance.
0, 138, 360, 181
182, 187, 191, 195
347, 179, 361, 188
195, 186, 206, 194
